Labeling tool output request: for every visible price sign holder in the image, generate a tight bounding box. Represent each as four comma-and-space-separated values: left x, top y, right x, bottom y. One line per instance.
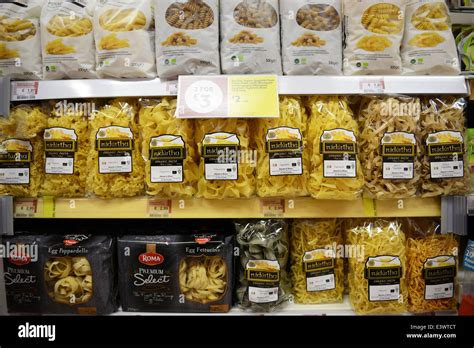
176, 75, 279, 119
0, 76, 10, 118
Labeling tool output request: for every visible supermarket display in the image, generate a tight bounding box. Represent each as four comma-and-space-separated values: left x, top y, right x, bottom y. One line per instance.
41, 0, 97, 79
280, 0, 343, 75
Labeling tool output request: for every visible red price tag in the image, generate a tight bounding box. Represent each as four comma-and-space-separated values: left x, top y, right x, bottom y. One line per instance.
148, 199, 172, 218
14, 199, 38, 217
12, 81, 39, 101
260, 199, 285, 218
359, 78, 385, 94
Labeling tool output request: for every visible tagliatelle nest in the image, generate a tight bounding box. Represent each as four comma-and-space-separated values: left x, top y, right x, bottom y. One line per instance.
306, 96, 364, 200
419, 97, 468, 197
359, 97, 421, 199
290, 219, 344, 304
87, 99, 144, 198
254, 96, 308, 198
195, 119, 255, 199
346, 219, 408, 315
139, 98, 198, 198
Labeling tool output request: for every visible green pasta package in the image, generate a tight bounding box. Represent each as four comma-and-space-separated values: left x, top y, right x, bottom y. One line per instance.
235, 219, 290, 312
87, 98, 144, 198
254, 96, 309, 198
290, 219, 344, 304
307, 96, 364, 200
139, 98, 198, 198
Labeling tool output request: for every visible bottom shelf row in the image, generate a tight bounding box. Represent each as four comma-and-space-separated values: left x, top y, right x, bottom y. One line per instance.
2, 218, 466, 316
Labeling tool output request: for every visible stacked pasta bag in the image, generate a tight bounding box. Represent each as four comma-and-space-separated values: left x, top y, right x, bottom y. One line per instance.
118, 222, 234, 313
41, 0, 97, 79
0, 0, 43, 79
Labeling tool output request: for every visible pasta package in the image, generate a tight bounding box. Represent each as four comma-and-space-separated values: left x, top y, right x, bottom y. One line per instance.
87, 99, 144, 198
401, 1, 460, 75
139, 98, 198, 198
290, 219, 344, 304
254, 96, 308, 198
220, 0, 282, 74
0, 0, 43, 80
359, 96, 421, 199
281, 0, 342, 75
0, 105, 47, 197
235, 219, 290, 312
41, 106, 90, 197
118, 227, 234, 313
41, 0, 97, 79
405, 218, 458, 313
2, 235, 42, 314
94, 0, 156, 78
155, 0, 220, 79
419, 97, 468, 197
346, 219, 408, 314
41, 234, 116, 314
306, 96, 364, 200
343, 0, 406, 75
195, 119, 255, 199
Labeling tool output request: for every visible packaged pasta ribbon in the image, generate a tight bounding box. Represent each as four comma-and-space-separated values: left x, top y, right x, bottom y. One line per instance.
254, 96, 309, 198
281, 0, 343, 75
401, 0, 460, 75
155, 0, 220, 79
41, 0, 97, 79
220, 0, 282, 74
139, 98, 198, 198
0, 0, 43, 80
235, 219, 290, 312
306, 96, 364, 200
290, 219, 345, 304
343, 0, 406, 75
94, 0, 156, 78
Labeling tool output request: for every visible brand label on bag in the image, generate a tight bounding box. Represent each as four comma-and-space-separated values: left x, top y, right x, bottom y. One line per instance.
202, 132, 239, 181
423, 255, 456, 300
381, 132, 416, 180
44, 128, 77, 175
0, 139, 32, 184
426, 131, 464, 179
246, 260, 280, 304
266, 127, 303, 176
303, 249, 336, 292
320, 129, 357, 178
96, 126, 133, 174
149, 135, 185, 183
365, 255, 402, 302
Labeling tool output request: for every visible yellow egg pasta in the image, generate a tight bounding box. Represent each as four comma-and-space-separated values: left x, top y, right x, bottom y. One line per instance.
99, 9, 146, 32
139, 98, 198, 198
356, 36, 392, 51
361, 3, 403, 34
0, 43, 19, 59
87, 99, 144, 198
346, 219, 408, 314
254, 96, 308, 198
195, 119, 255, 199
0, 17, 36, 41
290, 219, 344, 304
411, 2, 450, 31
46, 15, 93, 37
45, 38, 76, 55
99, 33, 130, 50
409, 32, 445, 47
307, 96, 364, 200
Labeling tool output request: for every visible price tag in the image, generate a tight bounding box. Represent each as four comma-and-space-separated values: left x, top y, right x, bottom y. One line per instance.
14, 199, 38, 218
359, 78, 385, 94
166, 80, 178, 95
148, 199, 172, 218
260, 199, 285, 218
176, 75, 279, 119
12, 81, 39, 101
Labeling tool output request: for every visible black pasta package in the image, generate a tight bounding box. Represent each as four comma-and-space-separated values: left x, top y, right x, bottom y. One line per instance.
2, 235, 42, 314
118, 225, 234, 313
40, 234, 117, 315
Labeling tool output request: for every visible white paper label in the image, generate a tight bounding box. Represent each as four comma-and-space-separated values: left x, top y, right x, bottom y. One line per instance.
205, 163, 238, 181
307, 274, 335, 292
0, 168, 29, 184
369, 284, 400, 301
151, 165, 183, 183
324, 160, 356, 178
270, 157, 302, 176
430, 161, 463, 179
99, 155, 132, 174
383, 162, 414, 179
248, 286, 279, 304
45, 157, 74, 175
425, 282, 454, 300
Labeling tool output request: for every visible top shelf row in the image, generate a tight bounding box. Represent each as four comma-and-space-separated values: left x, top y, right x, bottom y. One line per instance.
9, 76, 470, 101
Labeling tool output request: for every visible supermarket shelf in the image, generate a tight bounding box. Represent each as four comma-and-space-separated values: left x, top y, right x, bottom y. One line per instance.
451, 11, 474, 25
10, 76, 468, 102
13, 197, 441, 219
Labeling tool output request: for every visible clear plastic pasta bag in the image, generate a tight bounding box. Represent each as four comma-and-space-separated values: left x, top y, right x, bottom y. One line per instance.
345, 219, 408, 314
254, 96, 309, 198
0, 0, 43, 80
94, 0, 156, 78
290, 219, 344, 304
281, 0, 343, 75
41, 102, 90, 197
87, 98, 144, 198
342, 0, 406, 75
404, 218, 458, 313
138, 98, 198, 198
307, 96, 364, 200
155, 0, 220, 79
358, 96, 421, 199
41, 0, 97, 79
0, 104, 47, 197
235, 219, 290, 312
401, 0, 460, 75
419, 97, 468, 197
195, 119, 255, 199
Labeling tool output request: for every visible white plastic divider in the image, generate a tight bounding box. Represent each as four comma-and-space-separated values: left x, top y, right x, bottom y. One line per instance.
10, 76, 468, 101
